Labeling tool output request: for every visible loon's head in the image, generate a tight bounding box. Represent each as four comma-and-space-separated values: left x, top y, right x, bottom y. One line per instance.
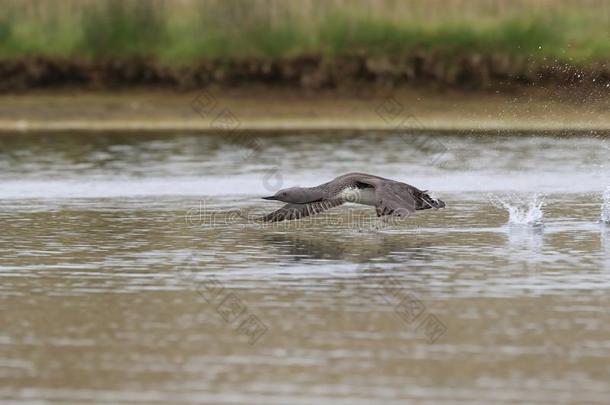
262, 187, 312, 204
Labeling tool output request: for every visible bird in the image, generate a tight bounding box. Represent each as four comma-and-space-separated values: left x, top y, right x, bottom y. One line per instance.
260, 172, 445, 222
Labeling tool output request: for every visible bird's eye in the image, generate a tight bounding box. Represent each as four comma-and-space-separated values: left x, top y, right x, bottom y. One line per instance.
282, 192, 287, 196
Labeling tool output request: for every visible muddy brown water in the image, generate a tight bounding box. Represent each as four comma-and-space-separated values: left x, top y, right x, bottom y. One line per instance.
1, 131, 609, 404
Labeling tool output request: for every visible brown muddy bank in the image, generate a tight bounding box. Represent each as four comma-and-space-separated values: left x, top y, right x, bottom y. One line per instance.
1, 53, 609, 92
2, 85, 609, 134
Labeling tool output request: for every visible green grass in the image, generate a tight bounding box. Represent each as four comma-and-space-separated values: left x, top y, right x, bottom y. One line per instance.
0, 0, 607, 65
79, 0, 167, 57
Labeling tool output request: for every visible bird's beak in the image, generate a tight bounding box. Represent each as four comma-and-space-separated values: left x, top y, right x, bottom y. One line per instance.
262, 196, 278, 200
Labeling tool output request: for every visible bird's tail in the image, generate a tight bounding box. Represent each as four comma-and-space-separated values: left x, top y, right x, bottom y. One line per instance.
417, 191, 446, 210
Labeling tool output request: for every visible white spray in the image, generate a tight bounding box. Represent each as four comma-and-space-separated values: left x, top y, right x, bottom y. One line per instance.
490, 193, 545, 228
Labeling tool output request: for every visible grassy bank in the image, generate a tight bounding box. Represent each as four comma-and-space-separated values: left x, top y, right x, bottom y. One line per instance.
0, 0, 608, 91
1, 0, 609, 64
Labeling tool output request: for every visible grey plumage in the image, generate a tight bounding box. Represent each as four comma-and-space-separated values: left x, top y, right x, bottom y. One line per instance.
261, 198, 344, 222
260, 172, 445, 222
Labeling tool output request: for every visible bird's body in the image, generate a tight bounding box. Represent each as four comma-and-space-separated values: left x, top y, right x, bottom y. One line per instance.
337, 186, 377, 206
261, 172, 445, 222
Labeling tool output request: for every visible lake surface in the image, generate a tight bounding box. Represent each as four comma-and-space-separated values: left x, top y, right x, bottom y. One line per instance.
1, 131, 610, 404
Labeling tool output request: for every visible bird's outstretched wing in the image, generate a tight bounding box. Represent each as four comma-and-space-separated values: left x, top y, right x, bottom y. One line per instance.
261, 199, 344, 222
374, 181, 418, 217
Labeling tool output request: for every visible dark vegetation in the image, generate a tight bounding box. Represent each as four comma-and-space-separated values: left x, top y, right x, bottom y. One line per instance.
1, 0, 608, 91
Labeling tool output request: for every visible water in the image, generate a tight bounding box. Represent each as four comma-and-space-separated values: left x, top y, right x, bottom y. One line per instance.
489, 194, 545, 228
602, 186, 610, 224
1, 132, 610, 404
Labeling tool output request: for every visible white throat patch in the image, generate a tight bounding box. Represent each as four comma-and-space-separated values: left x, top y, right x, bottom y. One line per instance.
338, 187, 377, 206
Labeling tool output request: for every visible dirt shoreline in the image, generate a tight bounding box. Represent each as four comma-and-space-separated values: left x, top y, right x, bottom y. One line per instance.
1, 86, 609, 134
2, 55, 609, 93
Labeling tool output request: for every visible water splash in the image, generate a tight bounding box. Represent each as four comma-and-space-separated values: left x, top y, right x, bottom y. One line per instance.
490, 194, 545, 228
601, 187, 610, 225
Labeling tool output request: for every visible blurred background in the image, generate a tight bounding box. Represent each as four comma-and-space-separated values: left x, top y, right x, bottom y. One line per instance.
0, 0, 608, 91
1, 2, 610, 405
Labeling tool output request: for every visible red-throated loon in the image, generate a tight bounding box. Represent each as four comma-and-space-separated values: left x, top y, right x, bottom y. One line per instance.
260, 172, 445, 222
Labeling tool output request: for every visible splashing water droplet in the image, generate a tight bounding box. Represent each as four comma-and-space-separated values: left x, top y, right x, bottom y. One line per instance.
601, 187, 610, 225
490, 194, 545, 228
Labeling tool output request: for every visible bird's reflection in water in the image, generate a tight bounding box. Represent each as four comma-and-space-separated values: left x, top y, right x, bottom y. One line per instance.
260, 230, 439, 263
